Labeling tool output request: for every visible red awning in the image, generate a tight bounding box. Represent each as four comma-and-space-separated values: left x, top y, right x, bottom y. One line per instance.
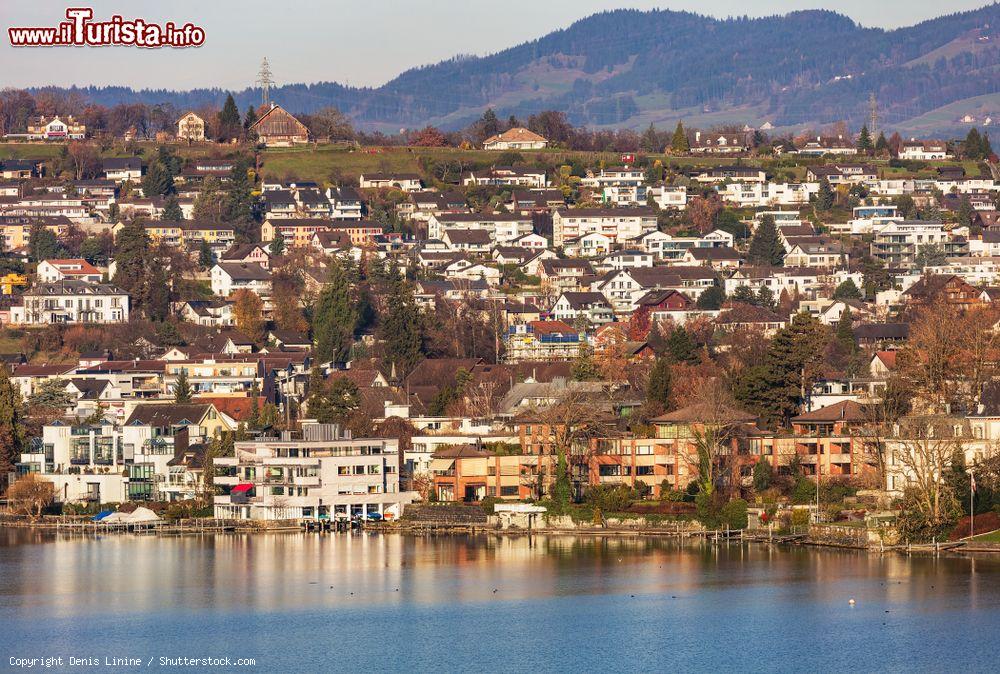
231, 483, 253, 493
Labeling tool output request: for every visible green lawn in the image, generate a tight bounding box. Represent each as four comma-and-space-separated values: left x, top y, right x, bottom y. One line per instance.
970, 529, 1000, 542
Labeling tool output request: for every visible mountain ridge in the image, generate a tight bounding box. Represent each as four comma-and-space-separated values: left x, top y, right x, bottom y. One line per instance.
29, 4, 1000, 134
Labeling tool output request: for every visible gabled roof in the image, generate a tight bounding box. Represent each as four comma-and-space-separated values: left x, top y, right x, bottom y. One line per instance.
125, 403, 213, 427
484, 127, 547, 144
792, 400, 867, 423
651, 403, 755, 424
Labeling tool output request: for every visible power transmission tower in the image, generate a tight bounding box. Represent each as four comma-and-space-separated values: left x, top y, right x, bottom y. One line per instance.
868, 93, 879, 136
256, 58, 274, 107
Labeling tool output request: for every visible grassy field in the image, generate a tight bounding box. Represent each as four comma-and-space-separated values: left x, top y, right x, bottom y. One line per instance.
971, 529, 1000, 542
0, 140, 980, 185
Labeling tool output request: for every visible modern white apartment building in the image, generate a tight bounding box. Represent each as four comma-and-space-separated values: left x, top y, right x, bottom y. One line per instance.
552, 208, 657, 247
213, 422, 415, 520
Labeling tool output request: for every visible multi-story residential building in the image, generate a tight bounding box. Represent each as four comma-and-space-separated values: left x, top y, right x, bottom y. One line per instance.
504, 321, 583, 362
261, 218, 333, 246
26, 115, 86, 140
327, 187, 364, 220
36, 259, 103, 283
552, 207, 657, 247
10, 281, 128, 325
716, 181, 819, 207
176, 111, 206, 141
358, 172, 422, 191
427, 212, 533, 243
805, 164, 877, 186
463, 167, 547, 189
211, 262, 272, 298
899, 140, 950, 161
870, 220, 952, 268
103, 157, 143, 182
213, 422, 414, 520
649, 185, 688, 210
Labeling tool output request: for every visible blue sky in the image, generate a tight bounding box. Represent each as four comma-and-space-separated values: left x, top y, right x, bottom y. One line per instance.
2, 1, 991, 89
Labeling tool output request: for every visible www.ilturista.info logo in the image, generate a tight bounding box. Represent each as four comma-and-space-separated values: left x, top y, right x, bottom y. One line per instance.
8, 7, 205, 48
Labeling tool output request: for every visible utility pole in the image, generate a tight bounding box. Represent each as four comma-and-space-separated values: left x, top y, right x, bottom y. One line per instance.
256, 58, 274, 107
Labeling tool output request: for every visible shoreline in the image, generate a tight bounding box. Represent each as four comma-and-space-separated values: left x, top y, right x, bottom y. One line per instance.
4, 518, 999, 558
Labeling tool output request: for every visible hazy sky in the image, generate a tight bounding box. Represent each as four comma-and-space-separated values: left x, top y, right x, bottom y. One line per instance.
2, 1, 991, 90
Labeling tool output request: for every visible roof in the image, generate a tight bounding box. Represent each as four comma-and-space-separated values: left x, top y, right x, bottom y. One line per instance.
102, 157, 142, 171
432, 444, 493, 459
444, 229, 491, 245
193, 396, 266, 422
791, 400, 867, 424
854, 323, 910, 341
215, 262, 271, 281
484, 127, 547, 144
650, 403, 755, 424
558, 291, 610, 309
125, 403, 213, 427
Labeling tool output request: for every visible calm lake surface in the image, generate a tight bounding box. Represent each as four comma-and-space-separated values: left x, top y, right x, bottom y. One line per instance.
1, 529, 999, 673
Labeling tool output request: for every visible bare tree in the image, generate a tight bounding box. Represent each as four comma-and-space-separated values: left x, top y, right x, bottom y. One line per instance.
6, 474, 54, 521
888, 416, 965, 531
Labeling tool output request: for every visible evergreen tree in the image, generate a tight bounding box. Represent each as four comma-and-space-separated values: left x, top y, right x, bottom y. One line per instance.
198, 239, 214, 269
756, 286, 776, 310
141, 160, 174, 197
28, 224, 65, 262
217, 94, 241, 141
225, 157, 257, 242
112, 220, 151, 301
378, 267, 424, 374
731, 286, 758, 305
0, 366, 25, 479
835, 307, 856, 352
666, 326, 699, 364
552, 450, 572, 507
746, 214, 784, 266
816, 179, 835, 211
983, 132, 993, 158
640, 123, 660, 152
480, 108, 499, 139
144, 263, 171, 322
957, 195, 975, 228
173, 369, 192, 404
646, 357, 672, 408
832, 279, 863, 300
965, 128, 984, 159
312, 261, 358, 363
269, 231, 285, 257
696, 285, 725, 310
875, 131, 889, 154
857, 124, 872, 153
670, 121, 689, 152
306, 370, 359, 425
162, 195, 183, 221
571, 345, 602, 381
243, 105, 258, 130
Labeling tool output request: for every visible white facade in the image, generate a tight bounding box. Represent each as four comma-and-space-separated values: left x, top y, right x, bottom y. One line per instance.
10, 281, 128, 325
552, 209, 657, 247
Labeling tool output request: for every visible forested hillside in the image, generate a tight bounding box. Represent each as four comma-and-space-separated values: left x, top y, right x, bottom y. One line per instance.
36, 5, 1000, 131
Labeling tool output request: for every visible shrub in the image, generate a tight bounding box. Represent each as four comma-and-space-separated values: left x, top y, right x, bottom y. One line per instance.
583, 484, 632, 513
791, 508, 811, 528
479, 496, 498, 514
720, 499, 748, 530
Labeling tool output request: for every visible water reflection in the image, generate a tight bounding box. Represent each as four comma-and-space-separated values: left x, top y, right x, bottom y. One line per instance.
2, 528, 998, 619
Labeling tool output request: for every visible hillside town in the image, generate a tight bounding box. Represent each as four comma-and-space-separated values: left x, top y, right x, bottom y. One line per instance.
1, 89, 1000, 543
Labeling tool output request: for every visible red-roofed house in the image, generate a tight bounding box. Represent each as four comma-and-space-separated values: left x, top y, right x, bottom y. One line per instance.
37, 259, 103, 283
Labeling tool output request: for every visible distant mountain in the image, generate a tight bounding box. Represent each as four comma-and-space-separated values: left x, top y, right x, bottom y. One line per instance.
37, 5, 1000, 133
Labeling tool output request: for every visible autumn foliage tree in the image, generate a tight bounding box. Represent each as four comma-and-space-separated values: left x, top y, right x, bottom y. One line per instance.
232, 289, 265, 343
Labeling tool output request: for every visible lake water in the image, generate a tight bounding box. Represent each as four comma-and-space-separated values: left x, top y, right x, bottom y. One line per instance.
1, 529, 999, 673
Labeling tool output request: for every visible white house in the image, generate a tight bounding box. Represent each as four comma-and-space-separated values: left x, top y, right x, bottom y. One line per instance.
10, 281, 128, 325
36, 259, 103, 284
899, 140, 951, 161
483, 127, 548, 151
552, 208, 657, 247
210, 262, 272, 298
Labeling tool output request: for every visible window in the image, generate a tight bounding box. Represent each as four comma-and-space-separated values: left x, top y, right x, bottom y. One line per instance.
500, 486, 519, 497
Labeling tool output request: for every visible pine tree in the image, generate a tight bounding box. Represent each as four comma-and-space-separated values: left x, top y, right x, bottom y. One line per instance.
957, 195, 975, 228
378, 267, 424, 374
761, 312, 830, 425
875, 131, 889, 154
480, 108, 499, 139
696, 285, 725, 310
983, 132, 993, 158
144, 263, 171, 322
666, 326, 699, 364
571, 345, 602, 381
28, 224, 65, 262
857, 124, 872, 153
835, 307, 856, 352
641, 123, 660, 152
269, 231, 285, 257
646, 357, 672, 408
225, 157, 257, 242
747, 214, 784, 266
552, 450, 572, 507
756, 286, 776, 309
162, 195, 183, 221
670, 121, 689, 152
965, 128, 984, 160
243, 105, 258, 130
312, 261, 358, 363
816, 179, 835, 211
198, 239, 213, 269
0, 366, 26, 479
218, 94, 241, 141
832, 279, 863, 300
112, 220, 151, 301
141, 160, 173, 197
173, 369, 192, 404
